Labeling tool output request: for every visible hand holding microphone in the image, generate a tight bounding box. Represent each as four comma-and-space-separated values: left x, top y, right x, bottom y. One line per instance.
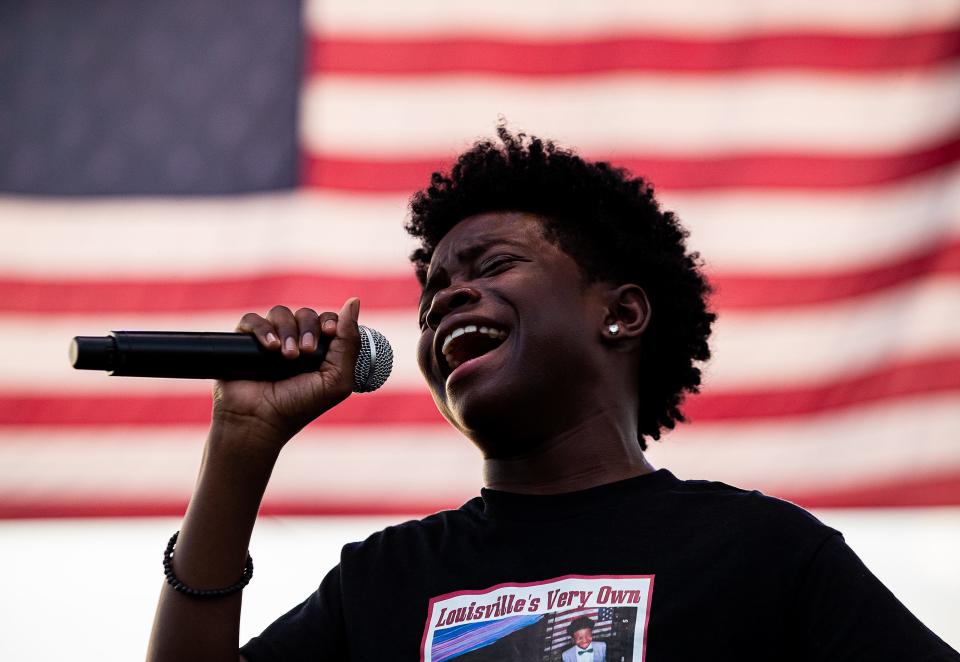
71, 299, 392, 442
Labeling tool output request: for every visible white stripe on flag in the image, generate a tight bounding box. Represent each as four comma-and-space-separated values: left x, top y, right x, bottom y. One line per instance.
301, 67, 960, 156
0, 395, 956, 513
5, 163, 960, 276
306, 0, 960, 37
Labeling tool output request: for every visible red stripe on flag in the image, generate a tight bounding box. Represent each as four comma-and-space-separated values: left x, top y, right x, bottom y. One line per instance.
301, 132, 960, 193
779, 469, 960, 508
308, 28, 960, 76
711, 238, 960, 310
0, 497, 450, 520
687, 355, 960, 422
4, 240, 958, 314
0, 391, 444, 427
4, 355, 958, 426
0, 272, 419, 314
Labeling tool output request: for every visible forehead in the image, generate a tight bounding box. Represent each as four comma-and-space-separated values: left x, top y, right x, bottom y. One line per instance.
426, 211, 549, 277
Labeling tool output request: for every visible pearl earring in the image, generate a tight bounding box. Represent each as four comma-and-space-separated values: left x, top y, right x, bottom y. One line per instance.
608, 323, 620, 335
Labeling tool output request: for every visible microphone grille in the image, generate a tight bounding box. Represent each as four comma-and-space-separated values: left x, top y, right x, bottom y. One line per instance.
353, 325, 394, 393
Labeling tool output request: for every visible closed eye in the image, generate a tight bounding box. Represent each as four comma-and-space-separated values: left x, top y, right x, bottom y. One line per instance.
478, 255, 518, 275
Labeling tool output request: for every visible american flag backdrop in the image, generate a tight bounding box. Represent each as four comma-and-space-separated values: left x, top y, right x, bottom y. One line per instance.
1, 0, 960, 520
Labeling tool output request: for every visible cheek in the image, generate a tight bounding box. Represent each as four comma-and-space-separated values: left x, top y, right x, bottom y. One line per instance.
415, 332, 433, 377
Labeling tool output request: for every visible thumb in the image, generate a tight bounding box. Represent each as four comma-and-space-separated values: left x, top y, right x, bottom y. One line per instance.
323, 297, 361, 382
340, 296, 360, 330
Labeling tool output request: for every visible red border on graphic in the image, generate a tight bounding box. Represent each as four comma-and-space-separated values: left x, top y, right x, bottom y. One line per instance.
419, 573, 656, 662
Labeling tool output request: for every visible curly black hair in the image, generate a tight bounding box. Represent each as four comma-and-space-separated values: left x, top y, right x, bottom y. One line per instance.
405, 127, 715, 448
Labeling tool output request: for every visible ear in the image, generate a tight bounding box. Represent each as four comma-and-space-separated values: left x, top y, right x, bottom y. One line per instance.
602, 284, 651, 341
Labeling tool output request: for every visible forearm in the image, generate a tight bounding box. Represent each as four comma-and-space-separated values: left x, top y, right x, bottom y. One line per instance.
147, 298, 361, 660
147, 419, 285, 662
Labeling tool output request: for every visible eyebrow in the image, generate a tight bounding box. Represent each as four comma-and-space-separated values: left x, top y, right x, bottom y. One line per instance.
455, 237, 528, 264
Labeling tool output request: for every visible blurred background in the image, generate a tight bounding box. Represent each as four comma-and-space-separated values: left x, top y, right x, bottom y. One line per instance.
0, 0, 958, 658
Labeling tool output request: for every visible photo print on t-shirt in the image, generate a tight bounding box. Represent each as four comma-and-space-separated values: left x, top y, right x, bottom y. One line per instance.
420, 574, 654, 662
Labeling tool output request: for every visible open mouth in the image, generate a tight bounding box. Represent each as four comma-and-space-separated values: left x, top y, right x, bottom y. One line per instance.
439, 324, 509, 376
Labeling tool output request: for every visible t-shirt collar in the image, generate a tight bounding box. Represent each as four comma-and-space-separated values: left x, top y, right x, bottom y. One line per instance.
479, 468, 679, 522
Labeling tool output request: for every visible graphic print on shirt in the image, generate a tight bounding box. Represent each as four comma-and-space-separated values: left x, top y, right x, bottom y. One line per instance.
420, 574, 654, 662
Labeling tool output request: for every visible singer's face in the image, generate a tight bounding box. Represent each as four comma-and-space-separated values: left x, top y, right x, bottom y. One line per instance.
416, 211, 608, 451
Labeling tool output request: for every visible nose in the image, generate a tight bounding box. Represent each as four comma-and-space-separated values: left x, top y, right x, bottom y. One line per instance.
425, 286, 480, 330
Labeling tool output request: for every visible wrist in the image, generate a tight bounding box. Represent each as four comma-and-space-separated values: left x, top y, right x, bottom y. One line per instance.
207, 412, 292, 458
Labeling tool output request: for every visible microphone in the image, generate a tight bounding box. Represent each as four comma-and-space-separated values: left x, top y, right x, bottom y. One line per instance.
69, 327, 393, 393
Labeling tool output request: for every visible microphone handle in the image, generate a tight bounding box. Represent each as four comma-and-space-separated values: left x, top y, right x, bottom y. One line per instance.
70, 331, 331, 381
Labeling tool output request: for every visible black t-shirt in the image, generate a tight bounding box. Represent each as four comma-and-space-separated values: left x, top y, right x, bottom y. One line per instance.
240, 470, 958, 661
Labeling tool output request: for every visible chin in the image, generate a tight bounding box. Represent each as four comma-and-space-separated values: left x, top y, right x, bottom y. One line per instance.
442, 383, 550, 456
443, 390, 503, 435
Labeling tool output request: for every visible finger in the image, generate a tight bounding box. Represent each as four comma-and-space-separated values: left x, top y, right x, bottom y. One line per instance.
236, 312, 281, 350
295, 307, 320, 352
266, 305, 299, 358
318, 311, 338, 338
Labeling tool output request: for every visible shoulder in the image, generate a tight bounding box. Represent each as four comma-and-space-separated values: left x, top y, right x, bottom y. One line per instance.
655, 475, 840, 555
341, 497, 485, 564
670, 476, 832, 527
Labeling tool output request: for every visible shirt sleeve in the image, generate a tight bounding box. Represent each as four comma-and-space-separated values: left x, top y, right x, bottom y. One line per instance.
240, 564, 348, 662
796, 533, 959, 661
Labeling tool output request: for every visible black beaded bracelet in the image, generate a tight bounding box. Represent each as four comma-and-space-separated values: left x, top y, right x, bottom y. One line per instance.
163, 530, 253, 598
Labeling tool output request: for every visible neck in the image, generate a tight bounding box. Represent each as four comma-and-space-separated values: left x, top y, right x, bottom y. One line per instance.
480, 407, 655, 495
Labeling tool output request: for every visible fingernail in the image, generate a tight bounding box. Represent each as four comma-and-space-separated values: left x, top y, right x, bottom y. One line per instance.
284, 336, 296, 352
323, 319, 336, 333
351, 298, 360, 318
301, 332, 315, 348
266, 332, 278, 345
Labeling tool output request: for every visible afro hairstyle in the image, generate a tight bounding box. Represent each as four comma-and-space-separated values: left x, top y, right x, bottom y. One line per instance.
567, 616, 596, 636
405, 127, 715, 448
